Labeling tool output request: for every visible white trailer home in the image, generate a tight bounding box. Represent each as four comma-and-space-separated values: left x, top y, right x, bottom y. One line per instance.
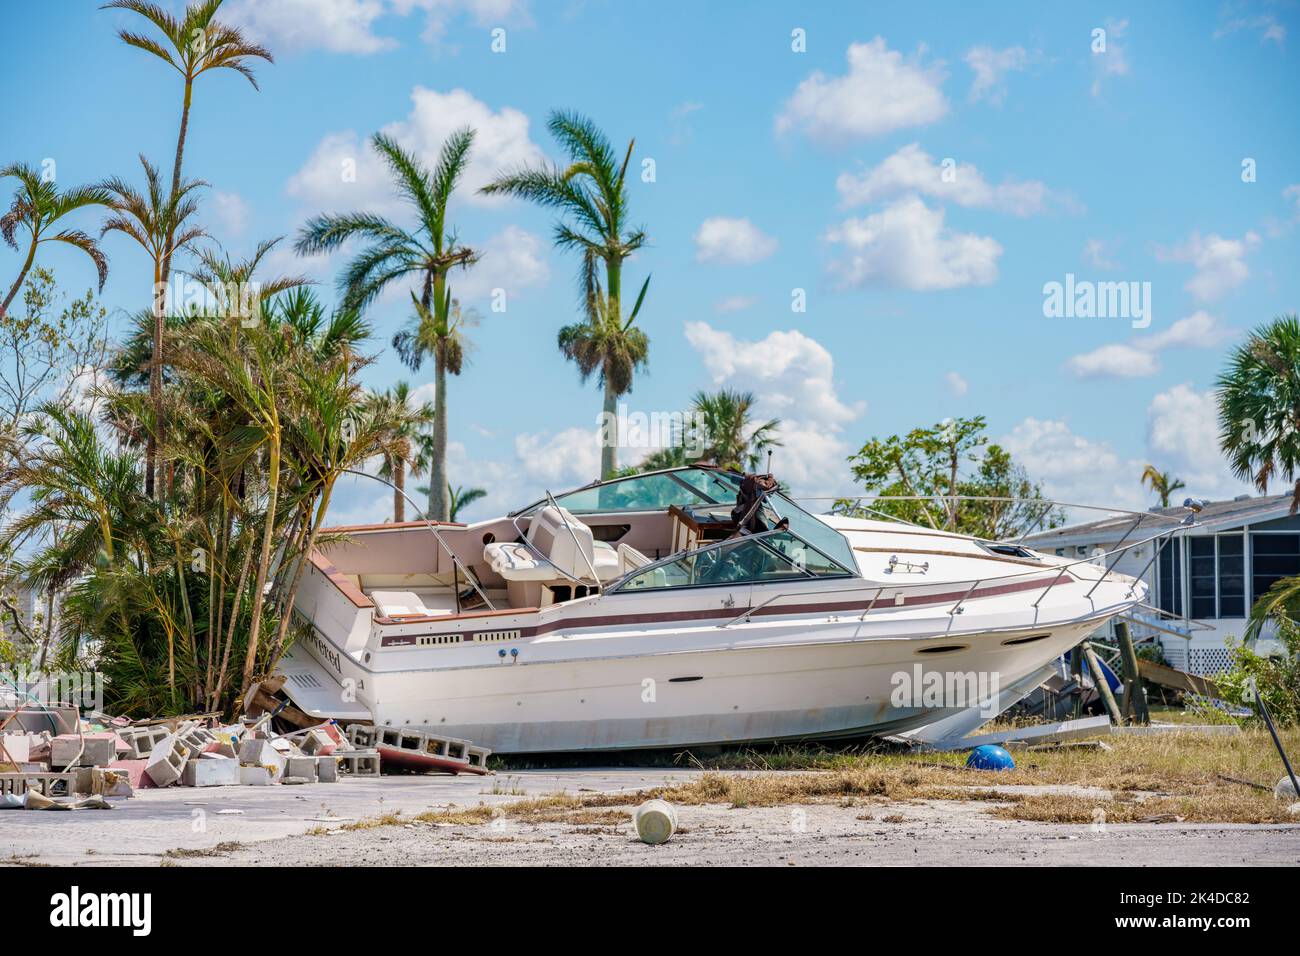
1022, 493, 1300, 676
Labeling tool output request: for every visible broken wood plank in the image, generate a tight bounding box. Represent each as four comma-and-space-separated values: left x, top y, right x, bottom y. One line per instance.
1136, 658, 1221, 699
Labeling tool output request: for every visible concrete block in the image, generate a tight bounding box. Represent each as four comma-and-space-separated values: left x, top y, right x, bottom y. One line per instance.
316, 756, 338, 783
182, 755, 240, 787
0, 733, 35, 763
270, 736, 301, 758
281, 776, 312, 785
285, 755, 317, 782
107, 759, 153, 790
337, 751, 381, 776
466, 746, 492, 771
239, 765, 273, 786
0, 771, 77, 796
179, 726, 219, 756
120, 725, 170, 759
144, 735, 191, 787
51, 734, 116, 769
345, 724, 377, 748
73, 766, 134, 797
300, 729, 336, 756
237, 738, 287, 781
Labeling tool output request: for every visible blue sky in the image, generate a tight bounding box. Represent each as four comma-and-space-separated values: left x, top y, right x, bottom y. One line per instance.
4, 0, 1299, 523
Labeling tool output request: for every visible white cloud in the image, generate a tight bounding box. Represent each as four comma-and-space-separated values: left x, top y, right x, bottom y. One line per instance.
1285, 184, 1300, 219
513, 427, 603, 488
825, 196, 1002, 291
1091, 18, 1131, 97
452, 225, 549, 303
693, 217, 778, 265
1214, 11, 1287, 46
776, 38, 948, 144
1155, 229, 1260, 301
684, 321, 865, 495
1001, 417, 1145, 511
225, 0, 532, 54
714, 294, 758, 314
964, 45, 1028, 105
1066, 344, 1159, 380
210, 190, 251, 238
287, 87, 546, 214
835, 143, 1061, 217
1065, 311, 1236, 380
1083, 238, 1119, 270
1146, 384, 1254, 500
945, 371, 969, 397
225, 0, 395, 54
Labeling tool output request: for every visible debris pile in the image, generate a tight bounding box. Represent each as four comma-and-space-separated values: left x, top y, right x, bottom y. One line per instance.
0, 700, 491, 810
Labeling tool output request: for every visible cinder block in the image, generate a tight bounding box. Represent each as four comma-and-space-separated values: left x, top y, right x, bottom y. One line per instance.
285, 755, 317, 781
270, 736, 301, 758
144, 735, 191, 787
239, 765, 272, 786
120, 726, 170, 759
51, 735, 116, 769
281, 776, 312, 785
466, 746, 491, 771
179, 726, 219, 756
337, 751, 381, 776
345, 724, 377, 748
107, 759, 152, 790
300, 729, 335, 756
0, 733, 35, 763
182, 755, 240, 787
316, 756, 338, 783
0, 771, 77, 796
237, 738, 287, 781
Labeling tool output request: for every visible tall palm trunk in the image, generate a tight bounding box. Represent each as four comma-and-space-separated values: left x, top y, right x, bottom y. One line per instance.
240, 434, 281, 692
393, 452, 406, 522
0, 237, 37, 319
147, 259, 164, 497
431, 351, 449, 520
600, 257, 623, 478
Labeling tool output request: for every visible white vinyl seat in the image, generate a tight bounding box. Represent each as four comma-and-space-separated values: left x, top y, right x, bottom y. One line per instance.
369, 590, 433, 618
484, 506, 618, 583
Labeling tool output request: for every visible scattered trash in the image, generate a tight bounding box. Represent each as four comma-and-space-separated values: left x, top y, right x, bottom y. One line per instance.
634, 799, 678, 844
0, 687, 493, 813
966, 745, 1016, 771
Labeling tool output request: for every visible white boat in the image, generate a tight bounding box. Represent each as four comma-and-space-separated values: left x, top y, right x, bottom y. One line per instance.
278, 466, 1149, 753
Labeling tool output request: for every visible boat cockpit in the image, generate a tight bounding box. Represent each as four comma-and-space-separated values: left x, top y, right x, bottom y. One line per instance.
316, 466, 861, 625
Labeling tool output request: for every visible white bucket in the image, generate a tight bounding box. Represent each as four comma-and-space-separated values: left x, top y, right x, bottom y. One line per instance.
634, 799, 678, 845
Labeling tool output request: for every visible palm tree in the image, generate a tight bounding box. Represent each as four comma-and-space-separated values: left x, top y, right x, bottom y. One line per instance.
1, 163, 112, 318
692, 389, 782, 472
101, 156, 207, 497
481, 111, 650, 478
295, 128, 477, 522
193, 236, 311, 345
1218, 314, 1300, 513
102, 0, 271, 291
365, 381, 434, 521
1140, 464, 1187, 508
448, 484, 486, 521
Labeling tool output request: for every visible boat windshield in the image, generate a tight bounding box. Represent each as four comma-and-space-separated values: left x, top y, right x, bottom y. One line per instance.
613, 529, 853, 592
515, 467, 741, 515
761, 493, 858, 573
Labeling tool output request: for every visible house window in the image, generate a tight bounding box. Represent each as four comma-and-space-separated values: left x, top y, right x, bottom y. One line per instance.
1189, 537, 1216, 619
1218, 535, 1245, 617
1156, 535, 1181, 616
1251, 533, 1300, 605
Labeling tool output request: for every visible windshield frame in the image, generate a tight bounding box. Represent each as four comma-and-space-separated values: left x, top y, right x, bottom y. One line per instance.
510, 466, 743, 517
608, 524, 858, 593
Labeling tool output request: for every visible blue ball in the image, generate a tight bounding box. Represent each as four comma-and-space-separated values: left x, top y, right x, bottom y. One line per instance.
966, 744, 1015, 771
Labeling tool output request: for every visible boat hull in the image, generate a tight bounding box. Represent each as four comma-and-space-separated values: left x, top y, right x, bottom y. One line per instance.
340, 618, 1103, 753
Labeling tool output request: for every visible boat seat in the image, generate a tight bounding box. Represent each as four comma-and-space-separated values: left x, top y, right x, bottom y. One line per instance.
484, 505, 619, 583
370, 590, 435, 619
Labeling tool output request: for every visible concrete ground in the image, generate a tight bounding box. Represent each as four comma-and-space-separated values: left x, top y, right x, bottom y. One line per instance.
4, 769, 1299, 866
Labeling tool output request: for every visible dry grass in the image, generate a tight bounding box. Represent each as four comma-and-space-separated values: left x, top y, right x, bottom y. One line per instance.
316, 727, 1300, 832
